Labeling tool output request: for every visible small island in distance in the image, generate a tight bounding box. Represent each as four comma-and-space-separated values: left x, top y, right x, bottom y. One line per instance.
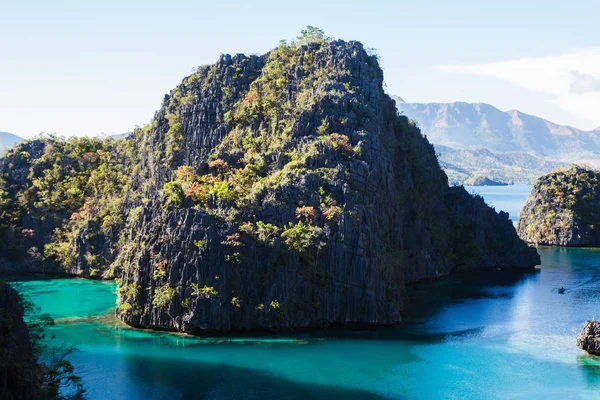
463, 175, 511, 186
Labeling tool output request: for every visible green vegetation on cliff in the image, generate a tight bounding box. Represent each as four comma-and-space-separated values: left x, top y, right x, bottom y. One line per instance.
0, 135, 135, 276
0, 29, 540, 334
517, 166, 600, 246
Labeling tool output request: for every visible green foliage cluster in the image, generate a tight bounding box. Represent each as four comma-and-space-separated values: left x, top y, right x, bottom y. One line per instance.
116, 279, 143, 315
224, 251, 240, 264
152, 284, 175, 309
164, 113, 183, 164
190, 284, 218, 299
295, 26, 330, 45
161, 181, 184, 208
281, 221, 323, 253
209, 181, 238, 202
255, 221, 280, 245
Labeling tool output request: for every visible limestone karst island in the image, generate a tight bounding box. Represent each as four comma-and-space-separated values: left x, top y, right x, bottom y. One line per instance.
2, 5, 600, 399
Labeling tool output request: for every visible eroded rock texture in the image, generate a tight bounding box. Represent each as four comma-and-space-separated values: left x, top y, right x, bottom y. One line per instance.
112, 39, 539, 333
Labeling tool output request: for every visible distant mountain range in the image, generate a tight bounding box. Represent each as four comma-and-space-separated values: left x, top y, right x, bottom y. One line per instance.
393, 97, 600, 184
434, 144, 566, 184
0, 132, 23, 153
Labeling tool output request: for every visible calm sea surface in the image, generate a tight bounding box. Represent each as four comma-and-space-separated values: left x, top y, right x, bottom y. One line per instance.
11, 184, 600, 399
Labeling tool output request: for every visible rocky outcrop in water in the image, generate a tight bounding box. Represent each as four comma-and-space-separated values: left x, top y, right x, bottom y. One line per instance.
0, 33, 540, 334
517, 166, 600, 246
0, 282, 37, 400
577, 320, 600, 355
463, 175, 509, 186
109, 37, 538, 333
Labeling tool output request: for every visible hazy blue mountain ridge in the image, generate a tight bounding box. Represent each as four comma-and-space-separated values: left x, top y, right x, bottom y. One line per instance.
394, 99, 600, 183
396, 101, 600, 163
435, 144, 566, 184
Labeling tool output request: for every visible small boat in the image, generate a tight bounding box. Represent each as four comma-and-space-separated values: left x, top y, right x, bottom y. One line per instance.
558, 287, 566, 294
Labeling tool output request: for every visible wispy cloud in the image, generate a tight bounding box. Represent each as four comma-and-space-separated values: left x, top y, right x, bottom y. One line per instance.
437, 48, 600, 128
569, 71, 600, 94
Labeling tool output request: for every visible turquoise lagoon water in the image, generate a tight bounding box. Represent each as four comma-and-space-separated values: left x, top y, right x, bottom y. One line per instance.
11, 185, 600, 399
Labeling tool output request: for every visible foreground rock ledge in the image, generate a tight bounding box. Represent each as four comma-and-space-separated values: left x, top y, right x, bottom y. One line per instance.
577, 320, 600, 355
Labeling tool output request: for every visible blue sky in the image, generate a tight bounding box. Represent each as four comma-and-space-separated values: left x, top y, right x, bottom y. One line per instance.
1, 0, 599, 138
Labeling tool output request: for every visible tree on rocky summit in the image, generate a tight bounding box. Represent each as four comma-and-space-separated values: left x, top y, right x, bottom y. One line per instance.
296, 26, 330, 45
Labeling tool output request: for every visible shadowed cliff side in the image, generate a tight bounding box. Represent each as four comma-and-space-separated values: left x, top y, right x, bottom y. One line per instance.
0, 282, 36, 400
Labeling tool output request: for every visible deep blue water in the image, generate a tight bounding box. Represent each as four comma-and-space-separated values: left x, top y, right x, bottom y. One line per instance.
11, 185, 600, 399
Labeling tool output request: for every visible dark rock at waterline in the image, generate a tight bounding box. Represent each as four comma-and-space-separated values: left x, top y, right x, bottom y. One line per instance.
0, 282, 37, 399
577, 320, 600, 355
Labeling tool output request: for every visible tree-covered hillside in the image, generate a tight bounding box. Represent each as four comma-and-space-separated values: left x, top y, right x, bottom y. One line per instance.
0, 135, 135, 275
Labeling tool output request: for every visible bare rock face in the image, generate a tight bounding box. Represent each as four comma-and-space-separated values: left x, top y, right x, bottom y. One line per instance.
110, 39, 539, 334
577, 320, 600, 355
517, 166, 600, 246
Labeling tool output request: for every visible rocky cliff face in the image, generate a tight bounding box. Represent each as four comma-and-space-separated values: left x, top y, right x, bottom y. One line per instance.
0, 282, 37, 400
110, 38, 538, 333
517, 166, 600, 246
0, 36, 540, 334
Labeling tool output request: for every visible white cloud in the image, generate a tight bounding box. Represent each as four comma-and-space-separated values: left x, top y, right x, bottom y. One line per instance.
437, 48, 600, 129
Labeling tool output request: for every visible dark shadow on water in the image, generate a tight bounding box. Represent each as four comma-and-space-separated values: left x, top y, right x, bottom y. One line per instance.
9, 269, 539, 348
196, 269, 540, 345
404, 269, 539, 321
286, 270, 539, 343
105, 352, 392, 400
